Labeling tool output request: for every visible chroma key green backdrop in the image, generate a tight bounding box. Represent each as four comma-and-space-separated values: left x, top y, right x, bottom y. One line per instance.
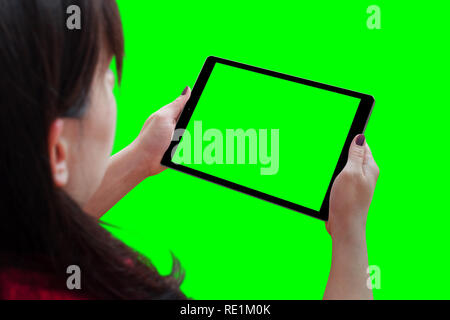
102, 0, 450, 299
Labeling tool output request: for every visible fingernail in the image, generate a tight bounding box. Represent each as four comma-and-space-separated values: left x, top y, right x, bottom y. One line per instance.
181, 86, 188, 96
356, 134, 365, 146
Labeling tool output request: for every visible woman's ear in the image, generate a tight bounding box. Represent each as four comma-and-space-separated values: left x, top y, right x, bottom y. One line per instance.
48, 119, 69, 187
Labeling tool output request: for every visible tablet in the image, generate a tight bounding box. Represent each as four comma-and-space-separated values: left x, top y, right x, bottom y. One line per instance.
161, 56, 374, 221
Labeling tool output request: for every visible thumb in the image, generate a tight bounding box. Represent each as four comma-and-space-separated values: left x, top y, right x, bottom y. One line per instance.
159, 86, 191, 120
347, 134, 366, 170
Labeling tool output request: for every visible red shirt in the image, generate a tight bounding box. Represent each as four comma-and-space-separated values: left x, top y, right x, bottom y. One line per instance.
0, 267, 90, 300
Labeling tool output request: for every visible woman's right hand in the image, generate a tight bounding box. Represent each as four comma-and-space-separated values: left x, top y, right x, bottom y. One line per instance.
326, 134, 380, 241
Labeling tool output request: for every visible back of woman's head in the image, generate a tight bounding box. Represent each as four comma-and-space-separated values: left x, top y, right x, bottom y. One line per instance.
0, 0, 185, 299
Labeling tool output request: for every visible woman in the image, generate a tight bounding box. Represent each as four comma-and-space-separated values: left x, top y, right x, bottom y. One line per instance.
0, 0, 379, 300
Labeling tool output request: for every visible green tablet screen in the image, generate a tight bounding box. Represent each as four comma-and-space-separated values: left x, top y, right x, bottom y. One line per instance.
172, 62, 360, 212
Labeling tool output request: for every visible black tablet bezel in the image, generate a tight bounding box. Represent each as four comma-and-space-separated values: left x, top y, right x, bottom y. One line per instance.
161, 56, 374, 221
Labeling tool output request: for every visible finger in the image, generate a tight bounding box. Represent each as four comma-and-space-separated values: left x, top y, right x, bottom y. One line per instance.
364, 142, 374, 165
364, 142, 380, 179
158, 86, 191, 120
347, 134, 366, 171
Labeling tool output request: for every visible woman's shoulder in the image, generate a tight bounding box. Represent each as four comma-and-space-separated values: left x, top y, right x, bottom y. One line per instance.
0, 266, 92, 300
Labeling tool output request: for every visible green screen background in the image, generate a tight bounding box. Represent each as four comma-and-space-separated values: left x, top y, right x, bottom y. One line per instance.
172, 62, 360, 212
102, 1, 450, 299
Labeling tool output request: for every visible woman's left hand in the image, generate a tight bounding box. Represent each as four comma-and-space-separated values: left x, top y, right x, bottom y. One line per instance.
84, 87, 191, 218
131, 86, 191, 178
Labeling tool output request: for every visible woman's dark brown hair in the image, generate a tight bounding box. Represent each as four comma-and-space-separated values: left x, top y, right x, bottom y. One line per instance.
0, 0, 186, 299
